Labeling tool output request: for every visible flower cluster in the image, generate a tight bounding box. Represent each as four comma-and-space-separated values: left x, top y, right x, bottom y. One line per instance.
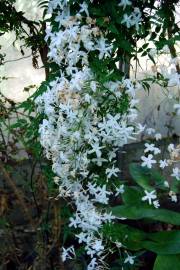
36, 0, 144, 268
140, 140, 180, 207
36, 0, 180, 269
138, 45, 180, 207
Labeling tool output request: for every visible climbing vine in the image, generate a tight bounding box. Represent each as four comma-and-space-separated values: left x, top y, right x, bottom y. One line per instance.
0, 0, 179, 269
35, 0, 180, 269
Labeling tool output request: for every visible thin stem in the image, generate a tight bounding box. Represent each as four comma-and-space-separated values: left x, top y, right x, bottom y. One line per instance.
3, 54, 31, 65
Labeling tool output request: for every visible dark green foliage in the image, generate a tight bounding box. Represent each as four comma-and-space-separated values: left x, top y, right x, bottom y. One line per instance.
153, 255, 180, 270
111, 205, 180, 225
129, 163, 166, 191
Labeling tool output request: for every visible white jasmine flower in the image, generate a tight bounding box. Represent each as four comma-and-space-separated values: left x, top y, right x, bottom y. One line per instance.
168, 143, 175, 152
86, 247, 96, 258
124, 254, 136, 265
108, 151, 116, 161
87, 258, 98, 270
136, 123, 146, 133
154, 147, 161, 155
92, 239, 104, 253
88, 183, 111, 204
169, 191, 178, 203
118, 0, 132, 10
155, 133, 162, 141
164, 181, 169, 188
131, 7, 142, 30
142, 190, 157, 205
90, 81, 97, 92
153, 200, 160, 208
96, 37, 113, 59
159, 159, 168, 169
59, 186, 72, 197
144, 143, 161, 155
106, 165, 120, 179
62, 246, 75, 262
54, 176, 60, 185
141, 154, 157, 168
69, 215, 80, 228
88, 142, 105, 158
76, 232, 88, 244
171, 167, 180, 180
174, 104, 180, 115
115, 184, 125, 196
121, 7, 141, 30
121, 14, 132, 28
79, 2, 89, 17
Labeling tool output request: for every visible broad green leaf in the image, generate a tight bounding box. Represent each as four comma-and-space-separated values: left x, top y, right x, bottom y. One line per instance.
129, 163, 166, 191
103, 222, 180, 254
116, 39, 133, 53
102, 223, 146, 251
111, 205, 180, 225
170, 179, 180, 193
153, 255, 180, 270
121, 186, 144, 205
129, 163, 154, 191
150, 169, 166, 189
144, 231, 180, 254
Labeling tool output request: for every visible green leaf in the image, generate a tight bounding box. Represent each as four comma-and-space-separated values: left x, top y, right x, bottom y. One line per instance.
150, 169, 166, 189
108, 23, 119, 35
148, 53, 156, 65
103, 222, 180, 255
116, 38, 133, 53
111, 205, 180, 225
102, 223, 180, 255
129, 163, 165, 191
96, 18, 105, 27
153, 255, 180, 270
121, 186, 144, 205
142, 43, 149, 50
102, 223, 146, 251
10, 119, 28, 129
150, 32, 157, 40
170, 179, 180, 193
129, 163, 153, 191
155, 25, 161, 34
144, 231, 180, 254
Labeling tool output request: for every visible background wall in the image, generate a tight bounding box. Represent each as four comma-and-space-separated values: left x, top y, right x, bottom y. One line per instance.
0, 0, 44, 102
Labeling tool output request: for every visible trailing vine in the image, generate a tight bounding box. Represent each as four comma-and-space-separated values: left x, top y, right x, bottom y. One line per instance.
35, 0, 180, 269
